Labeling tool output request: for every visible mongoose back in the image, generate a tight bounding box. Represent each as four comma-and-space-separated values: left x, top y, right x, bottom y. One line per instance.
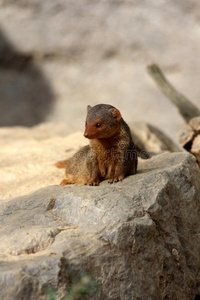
57, 104, 137, 185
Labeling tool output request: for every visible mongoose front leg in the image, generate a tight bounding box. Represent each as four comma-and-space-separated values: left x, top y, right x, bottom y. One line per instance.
88, 168, 101, 186
86, 158, 100, 186
108, 161, 125, 183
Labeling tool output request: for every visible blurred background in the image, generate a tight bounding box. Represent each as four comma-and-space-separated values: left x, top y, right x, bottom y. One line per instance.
1, 0, 200, 142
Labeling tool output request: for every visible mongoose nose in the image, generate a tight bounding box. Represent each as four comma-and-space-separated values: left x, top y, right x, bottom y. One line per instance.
84, 132, 88, 138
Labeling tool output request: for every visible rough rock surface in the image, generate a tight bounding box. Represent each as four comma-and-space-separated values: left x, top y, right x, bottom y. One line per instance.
0, 124, 200, 299
1, 1, 200, 140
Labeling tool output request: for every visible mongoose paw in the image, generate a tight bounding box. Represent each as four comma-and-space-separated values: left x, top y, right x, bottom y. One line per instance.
86, 179, 100, 186
108, 175, 124, 184
60, 179, 69, 186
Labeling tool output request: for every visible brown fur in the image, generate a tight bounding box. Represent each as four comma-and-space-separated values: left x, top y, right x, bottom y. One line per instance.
56, 104, 137, 186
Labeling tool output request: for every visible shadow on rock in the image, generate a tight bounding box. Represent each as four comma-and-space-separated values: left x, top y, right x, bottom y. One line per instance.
0, 28, 55, 126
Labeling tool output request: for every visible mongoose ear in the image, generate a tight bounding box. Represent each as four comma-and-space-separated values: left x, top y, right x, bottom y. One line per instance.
87, 105, 92, 113
112, 108, 121, 120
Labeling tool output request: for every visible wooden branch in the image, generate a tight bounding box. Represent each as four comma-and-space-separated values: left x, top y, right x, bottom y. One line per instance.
147, 64, 200, 123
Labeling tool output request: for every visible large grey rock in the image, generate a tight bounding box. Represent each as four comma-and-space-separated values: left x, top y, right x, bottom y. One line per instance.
1, 151, 200, 299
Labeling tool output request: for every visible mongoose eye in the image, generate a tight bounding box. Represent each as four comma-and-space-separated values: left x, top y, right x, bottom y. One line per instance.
96, 123, 102, 128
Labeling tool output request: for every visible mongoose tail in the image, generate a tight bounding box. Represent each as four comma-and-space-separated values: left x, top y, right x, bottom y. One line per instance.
55, 159, 68, 169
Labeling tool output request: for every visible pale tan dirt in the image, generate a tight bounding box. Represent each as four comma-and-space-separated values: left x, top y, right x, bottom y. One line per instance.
0, 123, 88, 202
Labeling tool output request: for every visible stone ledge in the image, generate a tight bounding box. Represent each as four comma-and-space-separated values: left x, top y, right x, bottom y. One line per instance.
0, 152, 200, 299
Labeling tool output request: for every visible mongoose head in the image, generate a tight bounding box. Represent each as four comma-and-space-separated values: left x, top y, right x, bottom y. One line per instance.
84, 104, 122, 139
